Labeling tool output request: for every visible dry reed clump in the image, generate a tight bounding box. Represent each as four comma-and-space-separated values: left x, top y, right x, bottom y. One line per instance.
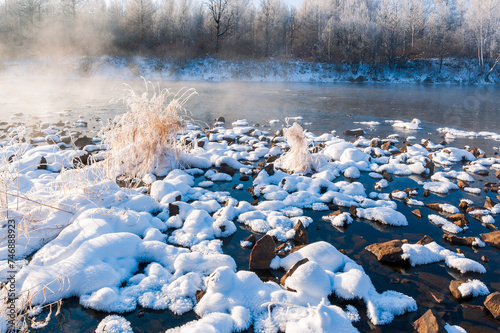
275, 122, 315, 174
101, 81, 197, 181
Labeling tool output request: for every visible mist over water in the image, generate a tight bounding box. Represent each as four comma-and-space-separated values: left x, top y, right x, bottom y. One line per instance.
1, 78, 499, 136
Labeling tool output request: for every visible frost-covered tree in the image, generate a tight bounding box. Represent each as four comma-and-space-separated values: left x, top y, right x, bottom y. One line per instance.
463, 0, 500, 69
333, 0, 373, 66
376, 0, 405, 63
400, 0, 427, 52
258, 0, 286, 57
124, 0, 156, 49
425, 0, 452, 70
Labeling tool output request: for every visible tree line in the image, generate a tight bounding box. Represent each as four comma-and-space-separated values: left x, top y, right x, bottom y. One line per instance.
0, 0, 499, 72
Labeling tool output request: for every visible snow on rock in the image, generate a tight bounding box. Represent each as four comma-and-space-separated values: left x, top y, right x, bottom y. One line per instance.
344, 166, 361, 178
457, 279, 489, 298
428, 214, 464, 234
423, 181, 459, 194
323, 141, 355, 161
401, 241, 486, 274
95, 315, 133, 333
356, 207, 408, 226
391, 119, 422, 130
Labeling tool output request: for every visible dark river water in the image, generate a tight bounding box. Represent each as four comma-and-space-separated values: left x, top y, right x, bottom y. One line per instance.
2, 79, 500, 332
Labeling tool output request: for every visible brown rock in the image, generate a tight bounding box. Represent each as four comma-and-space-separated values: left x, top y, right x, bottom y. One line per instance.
246, 187, 255, 196
477, 170, 489, 176
370, 138, 381, 148
250, 198, 260, 206
456, 248, 464, 254
239, 175, 250, 181
481, 230, 500, 249
266, 155, 278, 164
280, 258, 309, 288
196, 289, 206, 303
169, 203, 179, 216
249, 235, 276, 270
425, 203, 444, 213
457, 180, 467, 190
322, 210, 342, 221
443, 234, 477, 247
264, 163, 275, 176
381, 141, 391, 150
430, 291, 444, 304
412, 209, 423, 219
423, 189, 431, 197
459, 200, 470, 211
472, 214, 493, 224
484, 292, 500, 319
417, 235, 434, 245
382, 171, 393, 182
365, 240, 404, 262
449, 280, 469, 301
343, 129, 365, 136
218, 163, 236, 176
485, 197, 496, 209
289, 244, 306, 254
486, 224, 498, 231
495, 170, 500, 180
413, 309, 447, 333
425, 160, 435, 175
349, 205, 358, 218
404, 188, 417, 196
447, 214, 469, 228
293, 221, 308, 245
481, 255, 489, 263
243, 234, 256, 247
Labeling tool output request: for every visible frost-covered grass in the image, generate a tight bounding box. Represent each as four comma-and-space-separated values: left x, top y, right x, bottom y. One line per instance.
275, 123, 316, 174
101, 81, 197, 180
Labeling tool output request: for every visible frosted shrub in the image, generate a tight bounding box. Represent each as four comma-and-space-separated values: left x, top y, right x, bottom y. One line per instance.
275, 122, 315, 173
102, 82, 197, 180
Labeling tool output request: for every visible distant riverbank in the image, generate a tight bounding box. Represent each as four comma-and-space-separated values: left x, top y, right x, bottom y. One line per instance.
1, 56, 499, 85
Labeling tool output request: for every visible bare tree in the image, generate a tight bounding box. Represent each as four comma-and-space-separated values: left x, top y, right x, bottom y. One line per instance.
206, 0, 232, 53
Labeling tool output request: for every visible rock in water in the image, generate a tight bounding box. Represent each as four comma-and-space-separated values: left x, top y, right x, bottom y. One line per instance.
443, 234, 476, 247
365, 239, 404, 262
249, 235, 276, 270
485, 197, 496, 209
481, 230, 500, 248
412, 209, 423, 219
416, 235, 434, 245
447, 214, 469, 228
484, 292, 500, 319
449, 280, 469, 301
218, 163, 236, 176
293, 221, 308, 245
343, 129, 365, 136
413, 309, 447, 333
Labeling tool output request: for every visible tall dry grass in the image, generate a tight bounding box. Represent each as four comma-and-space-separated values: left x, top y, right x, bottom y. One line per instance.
101, 81, 197, 181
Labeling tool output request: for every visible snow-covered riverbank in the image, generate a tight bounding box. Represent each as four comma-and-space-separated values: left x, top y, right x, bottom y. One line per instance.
2, 102, 500, 331
1, 56, 499, 84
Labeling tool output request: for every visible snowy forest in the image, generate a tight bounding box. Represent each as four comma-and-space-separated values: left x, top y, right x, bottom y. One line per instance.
0, 0, 500, 73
